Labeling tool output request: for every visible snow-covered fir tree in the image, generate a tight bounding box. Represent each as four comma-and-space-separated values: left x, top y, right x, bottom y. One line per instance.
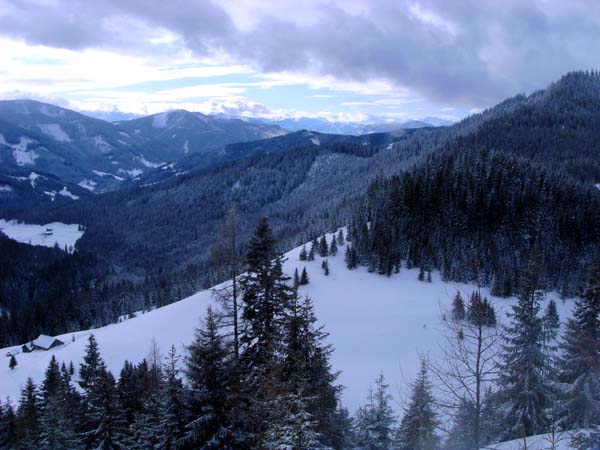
355, 374, 395, 450
497, 259, 552, 440
557, 257, 600, 430
395, 360, 438, 450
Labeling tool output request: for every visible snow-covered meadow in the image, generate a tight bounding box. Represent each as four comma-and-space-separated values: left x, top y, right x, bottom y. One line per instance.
0, 219, 84, 252
0, 231, 575, 416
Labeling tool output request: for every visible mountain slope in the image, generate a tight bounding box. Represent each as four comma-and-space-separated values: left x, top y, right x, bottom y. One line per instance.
0, 101, 289, 197
141, 129, 400, 183
0, 230, 574, 412
115, 109, 288, 162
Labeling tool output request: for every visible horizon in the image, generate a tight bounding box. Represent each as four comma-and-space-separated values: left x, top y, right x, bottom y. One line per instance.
2, 1, 600, 123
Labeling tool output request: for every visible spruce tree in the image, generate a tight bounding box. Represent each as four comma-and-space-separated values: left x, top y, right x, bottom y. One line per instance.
300, 267, 309, 285
156, 345, 186, 449
395, 360, 438, 450
497, 259, 551, 439
299, 245, 308, 261
345, 245, 358, 270
355, 374, 395, 450
183, 307, 238, 448
8, 355, 16, 370
240, 217, 293, 368
337, 229, 345, 246
451, 292, 466, 321
319, 236, 329, 258
294, 268, 301, 289
329, 236, 338, 256
17, 378, 41, 449
322, 259, 330, 276
543, 299, 560, 341
308, 238, 318, 261
85, 371, 128, 450
0, 402, 17, 450
557, 258, 600, 429
39, 356, 78, 449
265, 388, 323, 450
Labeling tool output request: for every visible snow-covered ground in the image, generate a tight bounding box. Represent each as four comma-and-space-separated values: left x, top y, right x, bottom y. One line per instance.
479, 430, 590, 449
0, 231, 575, 416
0, 219, 84, 251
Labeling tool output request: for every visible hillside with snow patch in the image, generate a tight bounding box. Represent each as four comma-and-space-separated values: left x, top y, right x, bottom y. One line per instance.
0, 219, 83, 252
0, 231, 575, 415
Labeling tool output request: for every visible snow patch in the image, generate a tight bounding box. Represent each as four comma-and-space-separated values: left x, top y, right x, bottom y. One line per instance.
93, 135, 112, 152
0, 134, 39, 166
92, 170, 124, 181
0, 219, 83, 251
152, 112, 169, 128
310, 136, 320, 146
38, 123, 71, 142
58, 186, 79, 200
0, 184, 13, 192
118, 168, 143, 177
183, 140, 190, 154
135, 155, 163, 168
28, 171, 42, 188
78, 179, 97, 191
39, 104, 65, 117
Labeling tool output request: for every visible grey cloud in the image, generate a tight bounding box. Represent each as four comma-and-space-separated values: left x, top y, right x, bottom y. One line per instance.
2, 0, 600, 108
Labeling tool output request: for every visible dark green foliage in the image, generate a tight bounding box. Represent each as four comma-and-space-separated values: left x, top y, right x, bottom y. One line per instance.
299, 245, 308, 261
9, 355, 16, 370
345, 245, 358, 270
543, 299, 561, 342
350, 148, 600, 297
330, 236, 338, 256
319, 236, 329, 258
300, 267, 309, 285
322, 259, 330, 276
355, 374, 395, 450
467, 291, 497, 327
309, 238, 318, 261
497, 259, 551, 440
451, 292, 466, 321
557, 257, 600, 429
395, 361, 438, 450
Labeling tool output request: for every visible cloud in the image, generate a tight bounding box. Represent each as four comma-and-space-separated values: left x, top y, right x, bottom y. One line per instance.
1, 0, 600, 109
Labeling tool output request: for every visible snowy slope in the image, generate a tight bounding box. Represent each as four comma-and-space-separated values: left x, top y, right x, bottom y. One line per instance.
0, 231, 575, 413
0, 219, 83, 251
478, 430, 587, 449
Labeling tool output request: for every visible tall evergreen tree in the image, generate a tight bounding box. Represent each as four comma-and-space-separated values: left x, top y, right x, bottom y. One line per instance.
17, 378, 41, 449
299, 245, 308, 261
345, 245, 358, 270
395, 361, 438, 450
330, 236, 338, 256
240, 217, 293, 368
497, 258, 551, 440
355, 374, 395, 450
308, 238, 318, 261
319, 236, 329, 258
183, 307, 240, 449
451, 292, 466, 321
557, 258, 600, 429
300, 267, 309, 285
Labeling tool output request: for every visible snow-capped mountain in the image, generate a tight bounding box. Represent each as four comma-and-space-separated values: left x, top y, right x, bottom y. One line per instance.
247, 115, 454, 135
115, 109, 288, 161
0, 101, 288, 197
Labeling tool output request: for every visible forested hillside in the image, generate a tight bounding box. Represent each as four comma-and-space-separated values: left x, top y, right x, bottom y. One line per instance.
349, 148, 600, 297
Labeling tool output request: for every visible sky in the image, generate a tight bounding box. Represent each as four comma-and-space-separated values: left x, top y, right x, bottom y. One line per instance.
1, 0, 600, 122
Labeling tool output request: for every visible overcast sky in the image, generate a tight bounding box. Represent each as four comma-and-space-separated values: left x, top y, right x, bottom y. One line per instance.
1, 0, 599, 121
